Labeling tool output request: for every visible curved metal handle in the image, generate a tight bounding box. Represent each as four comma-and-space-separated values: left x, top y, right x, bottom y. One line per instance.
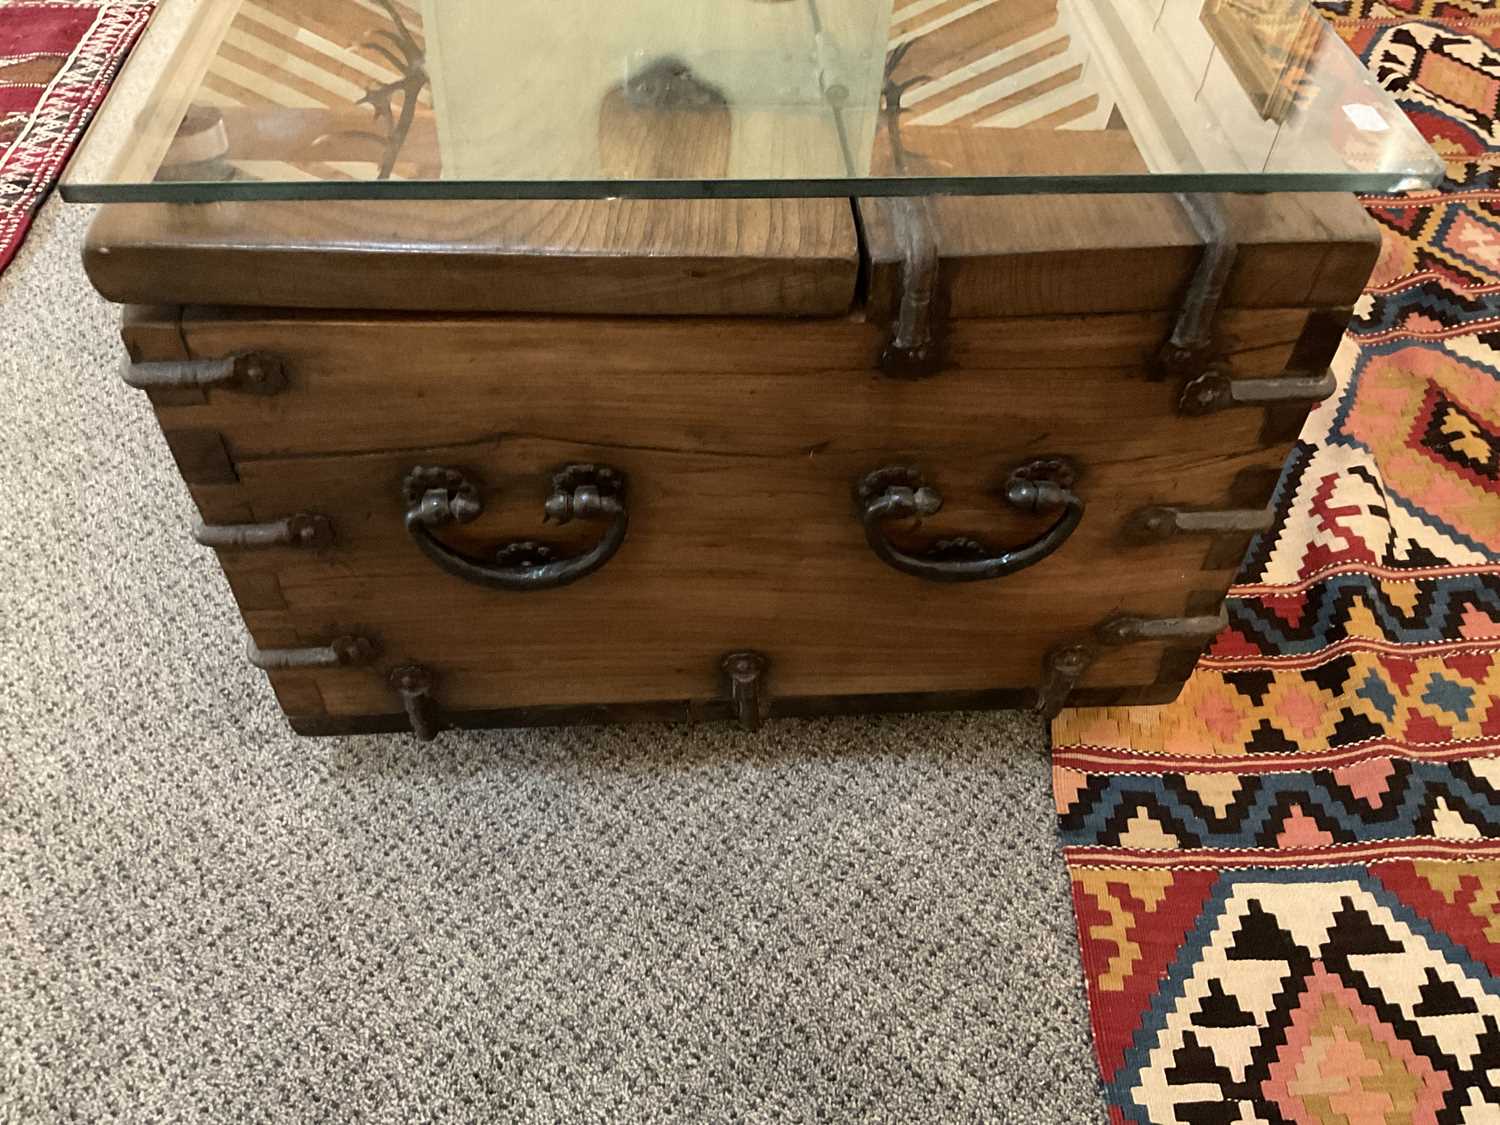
402, 464, 628, 592
856, 460, 1084, 583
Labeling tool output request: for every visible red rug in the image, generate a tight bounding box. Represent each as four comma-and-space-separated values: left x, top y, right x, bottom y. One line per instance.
0, 0, 152, 276
1052, 4, 1500, 1122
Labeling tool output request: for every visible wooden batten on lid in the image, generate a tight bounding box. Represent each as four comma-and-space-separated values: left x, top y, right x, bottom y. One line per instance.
857, 192, 1381, 321
81, 198, 863, 318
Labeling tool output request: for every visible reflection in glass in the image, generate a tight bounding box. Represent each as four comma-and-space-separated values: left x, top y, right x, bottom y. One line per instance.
61, 0, 1442, 200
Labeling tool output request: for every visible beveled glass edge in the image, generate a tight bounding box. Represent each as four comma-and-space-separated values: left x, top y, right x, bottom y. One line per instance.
61, 167, 1443, 204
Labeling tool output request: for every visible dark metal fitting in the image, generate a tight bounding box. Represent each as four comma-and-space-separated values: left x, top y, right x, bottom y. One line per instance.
1006, 479, 1070, 514
880, 484, 944, 520
857, 458, 1084, 583
721, 651, 770, 732
388, 664, 440, 742
330, 635, 380, 665
403, 466, 483, 527
1036, 642, 1097, 720
1048, 644, 1095, 676
1157, 194, 1237, 382
545, 484, 606, 524
402, 462, 629, 593
1122, 505, 1274, 545
1096, 610, 1229, 647
881, 340, 944, 378
388, 664, 432, 694
234, 353, 284, 393
1157, 340, 1216, 381
878, 197, 946, 379
248, 634, 378, 671
855, 467, 944, 520
1179, 370, 1337, 416
193, 512, 334, 550
124, 351, 287, 395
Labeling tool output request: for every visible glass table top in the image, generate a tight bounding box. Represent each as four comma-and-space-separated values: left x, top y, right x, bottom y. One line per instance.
61, 0, 1443, 202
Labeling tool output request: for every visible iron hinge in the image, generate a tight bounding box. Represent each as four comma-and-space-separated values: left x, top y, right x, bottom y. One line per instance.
1158, 193, 1237, 381
876, 196, 945, 378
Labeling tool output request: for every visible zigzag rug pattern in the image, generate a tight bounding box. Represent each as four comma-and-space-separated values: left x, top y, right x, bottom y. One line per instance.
1062, 645, 1500, 760
1351, 276, 1500, 339
1078, 866, 1500, 1125
1217, 572, 1500, 655
1058, 757, 1498, 849
1363, 198, 1500, 290
1055, 6, 1500, 1122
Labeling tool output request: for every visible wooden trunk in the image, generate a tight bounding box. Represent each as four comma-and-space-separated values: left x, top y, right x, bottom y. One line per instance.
85, 192, 1378, 737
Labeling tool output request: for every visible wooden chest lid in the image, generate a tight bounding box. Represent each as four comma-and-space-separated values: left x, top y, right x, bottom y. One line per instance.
859, 192, 1381, 320
83, 196, 860, 317
85, 190, 1378, 320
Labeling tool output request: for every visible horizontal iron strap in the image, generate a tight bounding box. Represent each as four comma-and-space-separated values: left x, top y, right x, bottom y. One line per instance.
193, 513, 333, 550
1097, 610, 1229, 646
247, 635, 376, 671
123, 352, 285, 394
1179, 370, 1337, 415
1231, 372, 1338, 404
1124, 506, 1273, 543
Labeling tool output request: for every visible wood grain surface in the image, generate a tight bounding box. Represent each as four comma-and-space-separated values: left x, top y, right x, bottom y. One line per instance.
199, 432, 1264, 716
145, 305, 1322, 461
120, 307, 1312, 720
84, 196, 861, 316
860, 191, 1380, 317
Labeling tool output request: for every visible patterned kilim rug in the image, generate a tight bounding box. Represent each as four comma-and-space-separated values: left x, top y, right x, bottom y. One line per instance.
1052, 3, 1500, 1121
0, 0, 151, 276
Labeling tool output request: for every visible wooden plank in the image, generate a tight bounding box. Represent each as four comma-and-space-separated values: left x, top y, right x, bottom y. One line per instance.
158, 307, 1314, 460
285, 680, 1188, 735
859, 191, 1380, 317
269, 675, 328, 719
160, 429, 238, 485
217, 433, 1263, 714
84, 197, 861, 316
121, 305, 187, 362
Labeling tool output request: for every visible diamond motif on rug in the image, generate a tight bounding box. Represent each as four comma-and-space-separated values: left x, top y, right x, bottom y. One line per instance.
1264, 964, 1448, 1123
1330, 339, 1500, 553
1364, 198, 1500, 289
1059, 7, 1500, 1122
1346, 22, 1500, 162
1415, 386, 1500, 491
1321, 1, 1500, 20
1112, 870, 1500, 1125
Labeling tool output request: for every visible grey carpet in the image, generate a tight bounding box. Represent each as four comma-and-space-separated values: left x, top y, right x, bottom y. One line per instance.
0, 196, 1105, 1121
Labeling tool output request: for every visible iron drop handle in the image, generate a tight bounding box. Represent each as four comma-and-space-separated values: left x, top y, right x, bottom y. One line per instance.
402, 464, 628, 592
856, 460, 1084, 583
